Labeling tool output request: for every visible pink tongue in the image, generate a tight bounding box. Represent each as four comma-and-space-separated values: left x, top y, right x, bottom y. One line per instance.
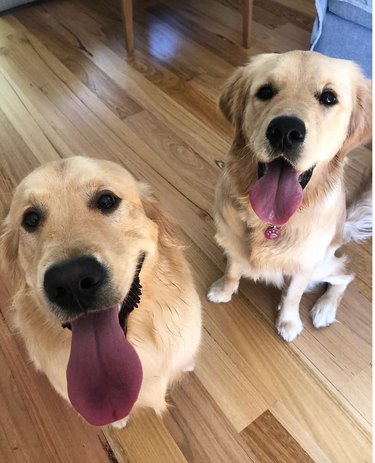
67, 307, 142, 426
249, 159, 302, 225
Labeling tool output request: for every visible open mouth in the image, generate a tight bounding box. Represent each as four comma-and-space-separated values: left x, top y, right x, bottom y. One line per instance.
65, 254, 145, 427
257, 159, 314, 188
250, 158, 315, 226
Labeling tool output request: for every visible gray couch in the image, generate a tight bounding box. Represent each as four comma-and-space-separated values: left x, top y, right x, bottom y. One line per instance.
0, 0, 38, 13
311, 0, 372, 78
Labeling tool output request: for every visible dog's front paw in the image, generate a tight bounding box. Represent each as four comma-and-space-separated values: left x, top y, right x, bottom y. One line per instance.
276, 316, 303, 342
207, 277, 236, 303
183, 361, 196, 372
310, 299, 336, 328
111, 416, 129, 429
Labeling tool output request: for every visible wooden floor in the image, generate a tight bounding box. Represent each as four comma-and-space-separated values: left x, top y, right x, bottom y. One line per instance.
0, 0, 371, 462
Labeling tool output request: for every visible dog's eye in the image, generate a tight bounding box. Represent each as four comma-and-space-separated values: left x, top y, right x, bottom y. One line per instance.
96, 193, 120, 212
319, 91, 338, 106
22, 210, 41, 231
256, 85, 275, 101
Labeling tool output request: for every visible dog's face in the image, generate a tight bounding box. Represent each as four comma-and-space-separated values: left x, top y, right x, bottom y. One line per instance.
221, 51, 371, 171
220, 51, 372, 225
1, 156, 158, 322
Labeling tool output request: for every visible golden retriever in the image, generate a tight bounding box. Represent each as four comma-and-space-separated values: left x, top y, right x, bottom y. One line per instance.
207, 51, 372, 342
0, 156, 201, 427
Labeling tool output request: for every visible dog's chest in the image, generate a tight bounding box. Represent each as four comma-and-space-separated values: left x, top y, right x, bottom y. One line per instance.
246, 221, 331, 276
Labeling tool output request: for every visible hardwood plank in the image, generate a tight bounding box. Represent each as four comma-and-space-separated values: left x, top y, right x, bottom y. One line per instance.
274, 22, 311, 47
155, 0, 264, 63
105, 409, 188, 463
343, 241, 372, 300
241, 410, 314, 463
328, 284, 371, 345
270, 401, 332, 463
0, 70, 63, 163
0, 107, 40, 214
340, 365, 372, 425
253, 0, 315, 32
164, 373, 257, 463
273, 0, 316, 17
195, 327, 270, 432
125, 110, 217, 212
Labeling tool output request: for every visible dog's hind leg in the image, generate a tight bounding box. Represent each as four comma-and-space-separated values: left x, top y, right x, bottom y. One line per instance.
310, 254, 353, 328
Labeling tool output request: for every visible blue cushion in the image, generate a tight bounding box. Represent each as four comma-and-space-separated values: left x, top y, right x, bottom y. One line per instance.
312, 11, 372, 78
329, 0, 372, 29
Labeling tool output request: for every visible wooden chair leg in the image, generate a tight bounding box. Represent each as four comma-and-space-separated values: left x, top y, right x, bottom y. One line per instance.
242, 0, 253, 48
121, 0, 134, 53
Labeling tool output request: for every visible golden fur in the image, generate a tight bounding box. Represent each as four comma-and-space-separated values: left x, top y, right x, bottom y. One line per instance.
207, 51, 372, 342
0, 156, 201, 425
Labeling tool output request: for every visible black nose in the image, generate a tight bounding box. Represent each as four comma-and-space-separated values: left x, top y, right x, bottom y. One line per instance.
266, 116, 306, 157
43, 256, 107, 314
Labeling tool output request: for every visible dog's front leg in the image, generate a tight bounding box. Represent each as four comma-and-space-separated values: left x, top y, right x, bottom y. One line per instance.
207, 256, 251, 303
276, 272, 311, 342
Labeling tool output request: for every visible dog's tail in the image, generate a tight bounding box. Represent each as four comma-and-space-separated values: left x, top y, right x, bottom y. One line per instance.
343, 167, 372, 243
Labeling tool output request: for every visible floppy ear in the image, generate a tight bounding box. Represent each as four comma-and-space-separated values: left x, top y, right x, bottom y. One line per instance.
219, 54, 273, 129
219, 66, 249, 129
138, 183, 180, 248
341, 75, 372, 155
0, 213, 20, 281
0, 170, 20, 280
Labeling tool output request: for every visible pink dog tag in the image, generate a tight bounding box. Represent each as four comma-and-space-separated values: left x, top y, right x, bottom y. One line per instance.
264, 226, 281, 240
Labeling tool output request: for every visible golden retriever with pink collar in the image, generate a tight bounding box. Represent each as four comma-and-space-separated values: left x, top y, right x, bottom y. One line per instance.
207, 51, 371, 342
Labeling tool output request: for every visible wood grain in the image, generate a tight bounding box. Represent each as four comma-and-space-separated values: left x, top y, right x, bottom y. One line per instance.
164, 373, 258, 463
340, 365, 372, 424
241, 410, 314, 463
0, 0, 371, 462
106, 409, 188, 463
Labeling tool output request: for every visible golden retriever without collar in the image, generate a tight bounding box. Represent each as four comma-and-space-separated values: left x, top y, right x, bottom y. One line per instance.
207, 51, 372, 342
0, 156, 201, 427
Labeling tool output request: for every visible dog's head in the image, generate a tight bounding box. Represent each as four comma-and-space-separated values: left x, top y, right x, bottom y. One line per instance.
0, 156, 176, 426
220, 51, 372, 225
0, 156, 176, 319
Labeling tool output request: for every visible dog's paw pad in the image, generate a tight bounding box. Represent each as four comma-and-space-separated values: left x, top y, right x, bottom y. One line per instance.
112, 416, 129, 429
207, 280, 234, 303
276, 318, 303, 342
311, 302, 336, 328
